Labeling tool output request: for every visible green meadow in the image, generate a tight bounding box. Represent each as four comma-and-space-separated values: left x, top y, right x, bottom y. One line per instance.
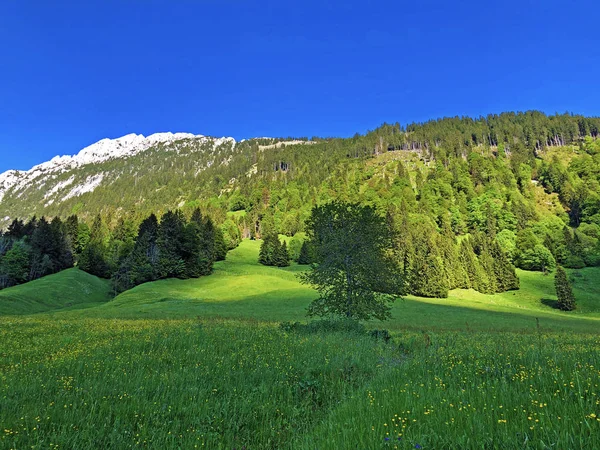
1, 240, 599, 449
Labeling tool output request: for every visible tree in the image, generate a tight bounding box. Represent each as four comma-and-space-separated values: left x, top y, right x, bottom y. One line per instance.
555, 266, 576, 311
300, 201, 403, 321
273, 240, 290, 267
258, 233, 280, 266
79, 215, 110, 278
0, 241, 31, 288
157, 210, 186, 278
490, 239, 520, 291
297, 240, 314, 265
213, 226, 228, 261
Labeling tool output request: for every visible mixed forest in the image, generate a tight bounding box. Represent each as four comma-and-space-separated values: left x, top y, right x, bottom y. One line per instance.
1, 111, 600, 300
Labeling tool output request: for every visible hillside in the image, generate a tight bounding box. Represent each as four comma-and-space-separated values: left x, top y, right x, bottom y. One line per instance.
1, 241, 599, 449
0, 268, 111, 315
77, 240, 600, 333
1, 112, 599, 233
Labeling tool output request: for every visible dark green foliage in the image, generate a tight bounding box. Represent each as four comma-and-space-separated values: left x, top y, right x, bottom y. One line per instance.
213, 226, 228, 262
458, 237, 495, 293
555, 266, 576, 311
78, 241, 111, 278
258, 233, 289, 267
297, 240, 314, 265
409, 230, 449, 298
0, 241, 31, 288
157, 210, 187, 278
273, 241, 290, 267
490, 239, 520, 291
78, 215, 110, 278
300, 201, 403, 321
111, 210, 221, 294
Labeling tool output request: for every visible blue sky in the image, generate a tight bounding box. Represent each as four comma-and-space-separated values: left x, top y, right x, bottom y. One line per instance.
1, 0, 599, 172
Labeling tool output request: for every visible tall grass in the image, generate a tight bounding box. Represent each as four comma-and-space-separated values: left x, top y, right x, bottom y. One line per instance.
1, 317, 598, 449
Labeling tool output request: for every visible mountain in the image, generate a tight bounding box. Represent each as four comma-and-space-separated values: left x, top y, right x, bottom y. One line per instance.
1, 111, 599, 244
0, 132, 241, 225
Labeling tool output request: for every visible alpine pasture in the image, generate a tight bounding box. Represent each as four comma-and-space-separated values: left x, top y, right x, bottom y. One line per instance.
1, 240, 599, 449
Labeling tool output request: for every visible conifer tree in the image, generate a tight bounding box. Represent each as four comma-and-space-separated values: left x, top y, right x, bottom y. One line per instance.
79, 215, 111, 278
213, 226, 228, 261
490, 239, 520, 291
65, 215, 80, 258
273, 240, 290, 267
555, 266, 576, 311
438, 216, 468, 289
297, 240, 313, 265
201, 217, 217, 273
157, 210, 186, 278
259, 233, 277, 266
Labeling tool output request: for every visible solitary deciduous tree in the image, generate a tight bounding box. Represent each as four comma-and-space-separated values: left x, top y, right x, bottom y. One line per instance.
300, 201, 403, 321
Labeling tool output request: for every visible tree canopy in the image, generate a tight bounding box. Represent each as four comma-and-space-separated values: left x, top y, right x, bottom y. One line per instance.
300, 201, 403, 321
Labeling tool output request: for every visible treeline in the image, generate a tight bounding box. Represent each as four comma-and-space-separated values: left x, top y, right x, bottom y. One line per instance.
0, 208, 232, 293
393, 215, 519, 298
0, 216, 74, 288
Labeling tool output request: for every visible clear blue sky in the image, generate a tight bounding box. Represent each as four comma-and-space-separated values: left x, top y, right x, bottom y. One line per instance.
1, 0, 599, 172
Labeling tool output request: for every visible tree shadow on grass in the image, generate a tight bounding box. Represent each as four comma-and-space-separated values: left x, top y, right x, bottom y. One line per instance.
541, 298, 559, 310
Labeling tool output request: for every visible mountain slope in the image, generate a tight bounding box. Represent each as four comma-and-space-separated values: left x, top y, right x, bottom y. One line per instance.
1, 111, 599, 242
0, 132, 239, 224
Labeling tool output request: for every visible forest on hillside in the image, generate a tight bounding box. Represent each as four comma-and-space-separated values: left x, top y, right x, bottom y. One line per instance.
1, 111, 600, 298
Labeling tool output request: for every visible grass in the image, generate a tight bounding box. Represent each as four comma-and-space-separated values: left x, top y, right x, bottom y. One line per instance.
72, 240, 600, 333
0, 268, 111, 315
1, 240, 599, 448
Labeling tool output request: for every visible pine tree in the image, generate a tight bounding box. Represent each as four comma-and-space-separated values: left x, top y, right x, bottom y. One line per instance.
79, 215, 110, 278
29, 217, 55, 279
555, 266, 576, 311
297, 240, 313, 265
438, 216, 467, 289
273, 240, 290, 267
490, 239, 519, 291
259, 233, 279, 266
65, 215, 80, 259
213, 226, 227, 261
157, 210, 187, 278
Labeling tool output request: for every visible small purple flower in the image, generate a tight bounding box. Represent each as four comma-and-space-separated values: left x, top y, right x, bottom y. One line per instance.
384, 437, 390, 441
415, 445, 422, 449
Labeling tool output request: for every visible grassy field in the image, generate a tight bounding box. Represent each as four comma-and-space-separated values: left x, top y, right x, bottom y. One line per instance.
72, 240, 600, 333
0, 268, 111, 315
1, 240, 599, 449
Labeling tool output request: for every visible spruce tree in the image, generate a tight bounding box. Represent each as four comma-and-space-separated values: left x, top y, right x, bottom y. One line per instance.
490, 239, 519, 291
273, 240, 290, 267
157, 210, 186, 278
213, 226, 228, 261
79, 215, 110, 278
297, 240, 313, 265
259, 233, 279, 266
555, 266, 576, 311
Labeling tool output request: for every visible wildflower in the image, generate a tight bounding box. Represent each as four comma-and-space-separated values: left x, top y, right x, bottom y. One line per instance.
415, 445, 422, 449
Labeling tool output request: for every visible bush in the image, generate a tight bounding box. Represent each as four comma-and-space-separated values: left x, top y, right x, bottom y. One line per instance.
563, 255, 586, 269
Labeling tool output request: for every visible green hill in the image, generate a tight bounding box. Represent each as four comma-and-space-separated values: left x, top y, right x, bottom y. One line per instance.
75, 240, 600, 333
0, 268, 111, 315
1, 242, 599, 449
